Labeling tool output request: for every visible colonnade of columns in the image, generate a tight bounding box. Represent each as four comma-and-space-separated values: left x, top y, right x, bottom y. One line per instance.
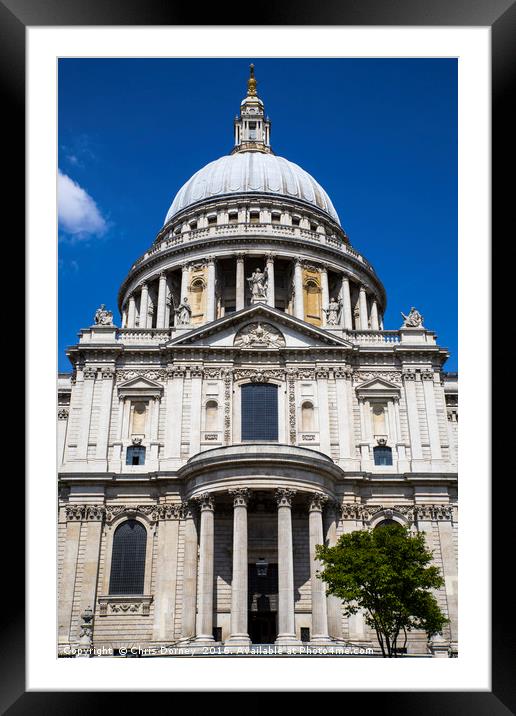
122, 254, 383, 331
181, 488, 334, 647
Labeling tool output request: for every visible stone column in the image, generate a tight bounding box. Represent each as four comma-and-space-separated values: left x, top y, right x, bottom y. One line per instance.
190, 368, 202, 456
266, 253, 275, 307
226, 488, 251, 646
335, 369, 352, 459
95, 367, 115, 462
308, 494, 331, 643
340, 276, 353, 330
320, 266, 329, 326
316, 368, 331, 456
206, 257, 216, 322
436, 508, 458, 650
57, 409, 69, 466
121, 308, 127, 328
194, 493, 215, 643
359, 285, 369, 330
152, 507, 180, 643
80, 509, 104, 640
156, 272, 168, 328
293, 260, 304, 320
370, 299, 380, 330
275, 488, 299, 644
180, 262, 189, 304
165, 368, 184, 459
235, 253, 245, 311
324, 502, 343, 640
139, 282, 149, 329
77, 367, 96, 460
180, 501, 198, 642
127, 294, 136, 328
58, 512, 82, 647
422, 371, 442, 460
403, 373, 423, 460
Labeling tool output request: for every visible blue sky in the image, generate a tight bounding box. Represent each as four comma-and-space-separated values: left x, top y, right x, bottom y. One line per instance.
58, 58, 457, 372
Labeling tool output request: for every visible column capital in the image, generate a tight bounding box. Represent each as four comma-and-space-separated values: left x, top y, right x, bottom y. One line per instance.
266, 252, 276, 261
194, 492, 215, 511
275, 488, 296, 507
179, 500, 198, 520
181, 261, 190, 271
159, 271, 167, 280
140, 281, 148, 290
308, 492, 329, 513
228, 488, 251, 507
236, 252, 246, 261
359, 284, 367, 294
207, 255, 216, 265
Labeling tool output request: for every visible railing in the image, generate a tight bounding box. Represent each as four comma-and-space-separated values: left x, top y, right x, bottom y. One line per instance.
117, 329, 171, 343
345, 330, 401, 345
130, 223, 377, 276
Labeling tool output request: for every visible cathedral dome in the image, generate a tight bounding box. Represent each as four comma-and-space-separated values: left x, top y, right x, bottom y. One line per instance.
163, 151, 340, 226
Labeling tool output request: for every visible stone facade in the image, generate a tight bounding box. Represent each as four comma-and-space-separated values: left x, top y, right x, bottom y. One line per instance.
58, 68, 458, 656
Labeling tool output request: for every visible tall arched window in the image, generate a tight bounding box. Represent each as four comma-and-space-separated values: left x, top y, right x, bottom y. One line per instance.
205, 400, 218, 431
301, 401, 315, 432
374, 518, 398, 529
241, 383, 278, 441
109, 520, 147, 595
303, 279, 322, 326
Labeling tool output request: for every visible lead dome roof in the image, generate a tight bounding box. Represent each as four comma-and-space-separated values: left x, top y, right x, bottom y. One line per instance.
163, 151, 340, 226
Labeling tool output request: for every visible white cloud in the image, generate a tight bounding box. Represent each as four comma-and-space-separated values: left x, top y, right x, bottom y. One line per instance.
58, 170, 107, 239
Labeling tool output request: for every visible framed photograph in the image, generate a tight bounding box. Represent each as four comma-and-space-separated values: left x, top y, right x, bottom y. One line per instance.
6, 0, 508, 709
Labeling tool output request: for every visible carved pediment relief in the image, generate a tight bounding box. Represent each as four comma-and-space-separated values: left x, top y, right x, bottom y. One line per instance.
234, 322, 286, 349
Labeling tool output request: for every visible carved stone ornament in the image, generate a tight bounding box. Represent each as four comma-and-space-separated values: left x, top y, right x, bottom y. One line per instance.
229, 487, 251, 507
116, 369, 167, 383
338, 503, 454, 524
234, 322, 286, 349
308, 493, 328, 512
65, 504, 106, 521
58, 408, 69, 420
233, 368, 285, 382
275, 488, 297, 507
98, 595, 153, 617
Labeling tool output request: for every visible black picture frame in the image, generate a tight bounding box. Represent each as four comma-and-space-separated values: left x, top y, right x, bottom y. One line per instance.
6, 0, 510, 710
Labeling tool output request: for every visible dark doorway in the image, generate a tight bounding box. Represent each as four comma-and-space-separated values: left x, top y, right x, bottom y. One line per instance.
249, 611, 277, 644
248, 562, 278, 643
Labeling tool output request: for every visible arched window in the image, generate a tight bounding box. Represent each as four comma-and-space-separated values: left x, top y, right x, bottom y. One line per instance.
374, 518, 398, 529
301, 401, 315, 432
205, 400, 218, 431
373, 445, 393, 466
241, 383, 278, 441
109, 520, 147, 595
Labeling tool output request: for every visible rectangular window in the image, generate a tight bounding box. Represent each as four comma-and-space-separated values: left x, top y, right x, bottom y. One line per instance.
228, 212, 238, 223
300, 627, 310, 643
249, 211, 260, 224
373, 446, 393, 466
126, 446, 146, 466
271, 212, 281, 224
207, 215, 217, 225
241, 383, 278, 441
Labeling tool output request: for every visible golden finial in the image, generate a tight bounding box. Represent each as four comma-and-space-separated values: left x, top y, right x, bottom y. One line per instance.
247, 63, 257, 96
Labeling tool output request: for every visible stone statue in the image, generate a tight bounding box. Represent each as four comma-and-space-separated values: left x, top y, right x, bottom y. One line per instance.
175, 297, 192, 326
247, 267, 268, 302
94, 304, 114, 326
401, 306, 424, 328
324, 297, 341, 326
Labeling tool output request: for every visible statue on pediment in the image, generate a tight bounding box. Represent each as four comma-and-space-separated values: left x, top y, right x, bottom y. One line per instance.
401, 306, 424, 328
94, 304, 114, 325
324, 297, 342, 326
247, 266, 268, 302
175, 297, 192, 325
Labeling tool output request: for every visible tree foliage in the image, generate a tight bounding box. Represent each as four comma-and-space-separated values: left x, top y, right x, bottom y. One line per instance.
315, 523, 448, 657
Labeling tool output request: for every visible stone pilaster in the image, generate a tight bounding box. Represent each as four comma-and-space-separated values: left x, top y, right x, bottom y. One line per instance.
266, 253, 275, 307
236, 253, 245, 310
206, 257, 216, 322
180, 501, 198, 642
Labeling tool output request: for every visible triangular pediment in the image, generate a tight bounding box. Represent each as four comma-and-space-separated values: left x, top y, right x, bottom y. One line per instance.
117, 375, 164, 397
165, 304, 353, 350
355, 376, 401, 396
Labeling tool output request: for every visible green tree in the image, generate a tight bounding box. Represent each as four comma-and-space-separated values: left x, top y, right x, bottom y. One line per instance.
315, 523, 448, 657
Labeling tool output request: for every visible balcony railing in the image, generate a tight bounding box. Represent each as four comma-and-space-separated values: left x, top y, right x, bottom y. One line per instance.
130, 223, 376, 275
